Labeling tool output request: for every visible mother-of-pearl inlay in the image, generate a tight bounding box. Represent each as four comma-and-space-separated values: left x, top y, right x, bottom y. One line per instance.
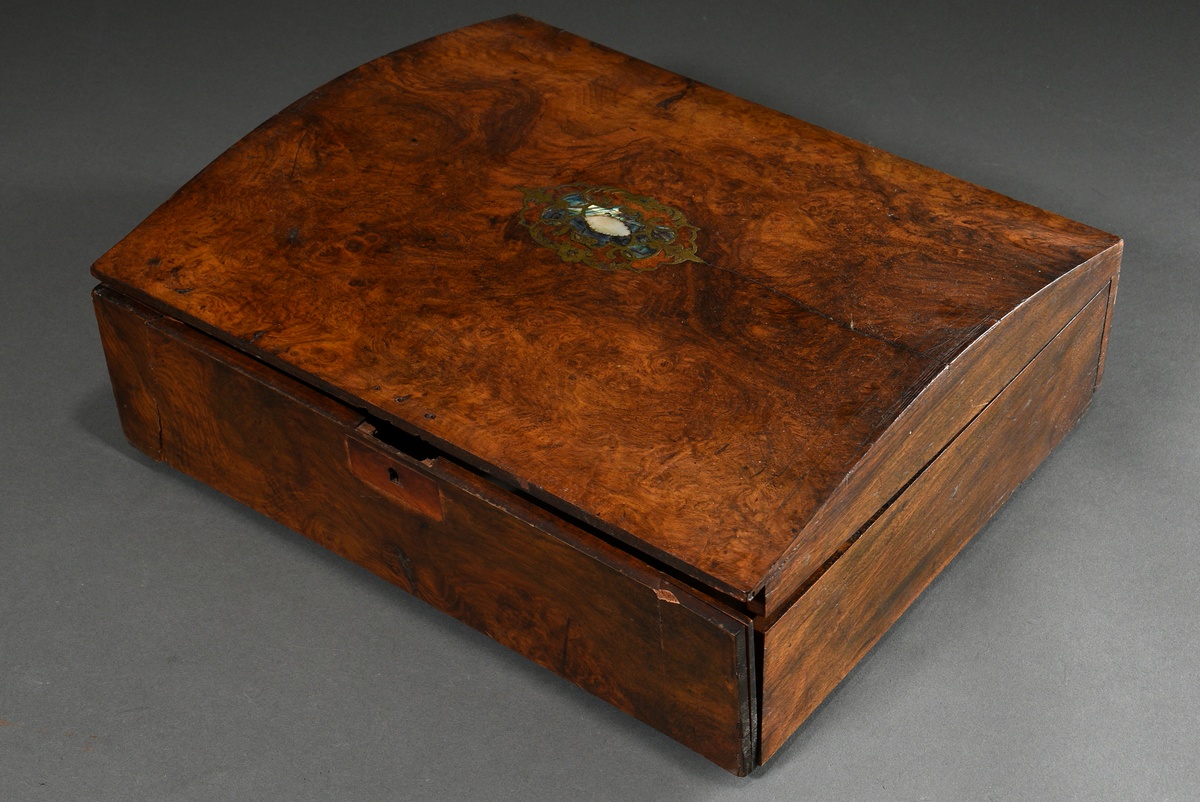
583, 206, 632, 237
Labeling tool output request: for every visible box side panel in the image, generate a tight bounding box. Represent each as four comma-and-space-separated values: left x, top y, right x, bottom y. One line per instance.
763, 245, 1122, 612
759, 286, 1110, 761
93, 288, 755, 775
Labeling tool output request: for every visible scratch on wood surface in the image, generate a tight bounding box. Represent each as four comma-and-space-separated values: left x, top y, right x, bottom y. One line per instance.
389, 543, 418, 592
288, 131, 309, 181
642, 448, 688, 485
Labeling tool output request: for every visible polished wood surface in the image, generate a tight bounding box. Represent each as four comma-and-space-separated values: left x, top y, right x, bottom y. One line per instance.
759, 284, 1112, 758
91, 15, 1121, 599
93, 286, 756, 773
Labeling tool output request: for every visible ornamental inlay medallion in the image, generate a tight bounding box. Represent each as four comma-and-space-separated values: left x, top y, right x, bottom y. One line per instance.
519, 184, 703, 272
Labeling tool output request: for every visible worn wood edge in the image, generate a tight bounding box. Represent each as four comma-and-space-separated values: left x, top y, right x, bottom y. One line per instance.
99, 290, 757, 773
757, 287, 1111, 761
759, 242, 1123, 612
721, 629, 756, 775
92, 286, 165, 459
1094, 242, 1123, 389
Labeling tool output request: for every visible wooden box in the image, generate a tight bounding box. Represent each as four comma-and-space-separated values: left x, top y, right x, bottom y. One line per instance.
91, 16, 1121, 775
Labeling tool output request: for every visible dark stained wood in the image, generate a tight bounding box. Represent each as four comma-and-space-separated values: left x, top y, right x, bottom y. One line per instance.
762, 242, 1122, 614
92, 286, 164, 459
90, 15, 1121, 599
758, 287, 1112, 759
94, 287, 755, 774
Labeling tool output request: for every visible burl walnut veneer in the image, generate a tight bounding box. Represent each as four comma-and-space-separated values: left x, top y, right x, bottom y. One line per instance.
92, 16, 1121, 774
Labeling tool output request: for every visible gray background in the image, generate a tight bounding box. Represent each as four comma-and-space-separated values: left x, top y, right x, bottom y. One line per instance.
2, 1, 1197, 799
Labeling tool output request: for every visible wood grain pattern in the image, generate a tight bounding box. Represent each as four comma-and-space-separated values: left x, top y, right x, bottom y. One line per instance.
94, 288, 755, 773
759, 286, 1112, 759
91, 15, 1121, 598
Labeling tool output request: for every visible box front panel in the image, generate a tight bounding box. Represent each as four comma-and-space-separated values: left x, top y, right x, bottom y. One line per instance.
93, 286, 756, 774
